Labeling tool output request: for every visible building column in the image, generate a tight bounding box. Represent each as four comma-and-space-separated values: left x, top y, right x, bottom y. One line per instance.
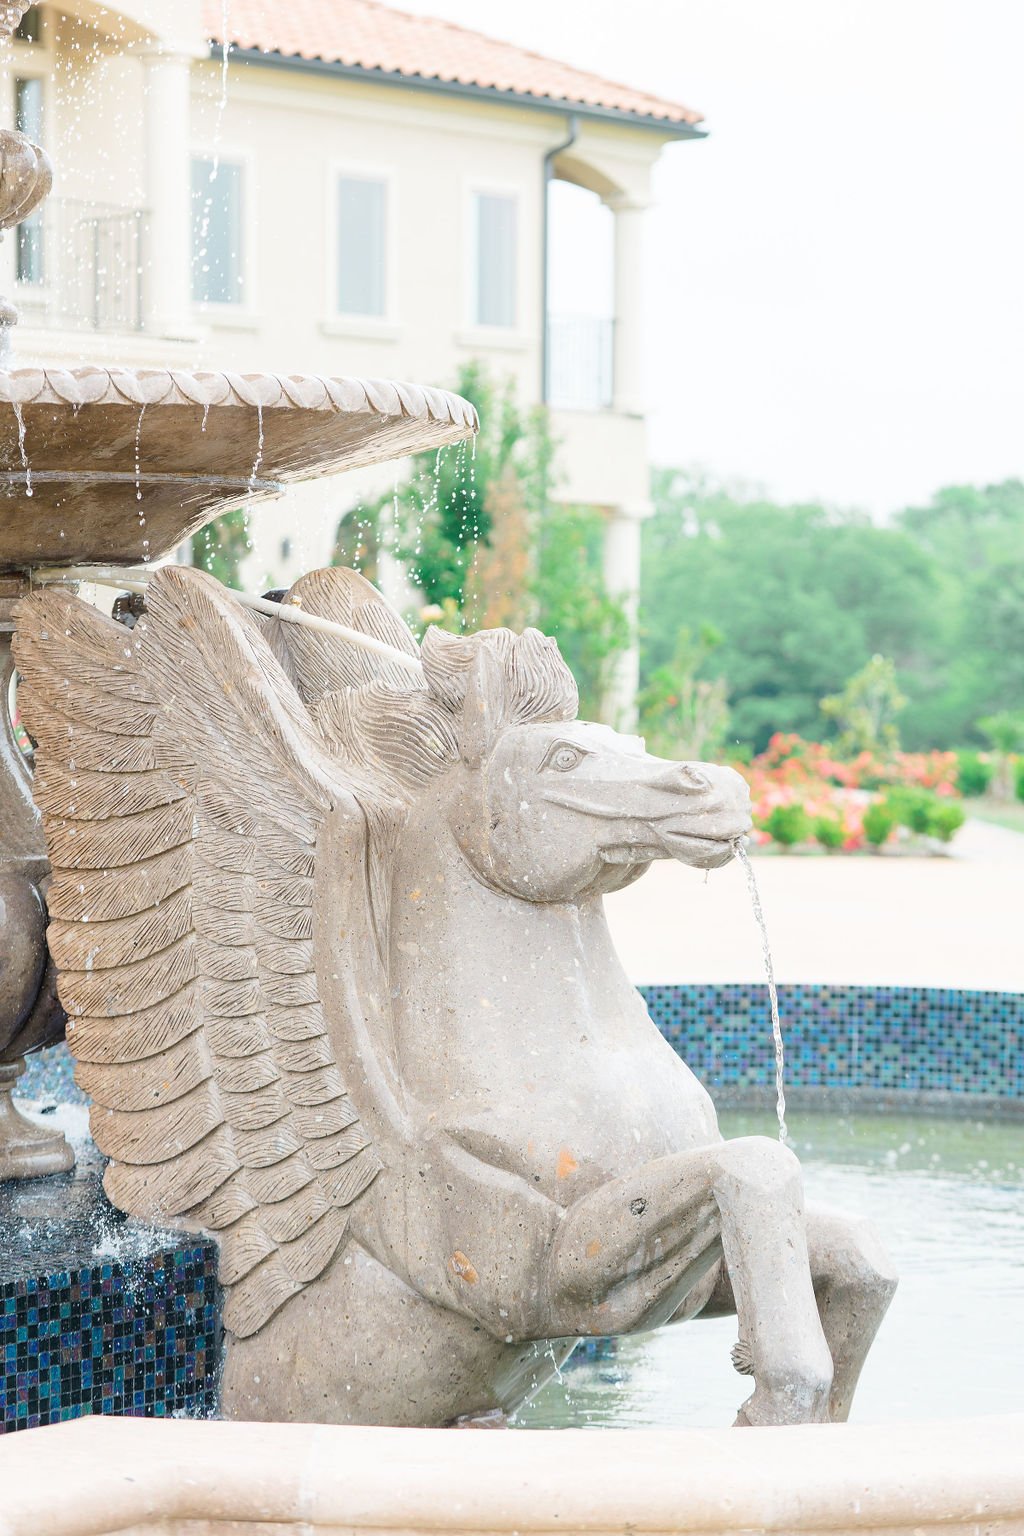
607, 195, 648, 417
602, 500, 652, 731
142, 49, 197, 340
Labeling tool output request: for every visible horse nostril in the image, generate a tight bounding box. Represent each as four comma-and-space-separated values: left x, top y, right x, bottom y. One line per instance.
679, 764, 710, 792
653, 762, 711, 794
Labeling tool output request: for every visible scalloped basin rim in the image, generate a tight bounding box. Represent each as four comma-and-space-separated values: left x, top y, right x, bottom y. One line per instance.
0, 366, 478, 572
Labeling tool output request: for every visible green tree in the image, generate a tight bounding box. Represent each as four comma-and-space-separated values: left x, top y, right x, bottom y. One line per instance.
366, 361, 555, 614
192, 508, 250, 589
532, 505, 630, 718
637, 624, 730, 760
977, 710, 1024, 799
642, 472, 940, 751
894, 481, 1024, 743
897, 479, 1024, 573
335, 364, 628, 718
820, 655, 907, 757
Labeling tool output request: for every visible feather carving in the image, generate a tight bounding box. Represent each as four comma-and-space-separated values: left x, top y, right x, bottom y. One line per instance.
14, 568, 386, 1339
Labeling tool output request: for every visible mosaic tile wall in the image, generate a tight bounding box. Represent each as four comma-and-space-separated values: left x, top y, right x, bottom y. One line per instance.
641, 984, 1023, 1099
20, 985, 1024, 1113
1, 1135, 221, 1435
1, 1245, 220, 1433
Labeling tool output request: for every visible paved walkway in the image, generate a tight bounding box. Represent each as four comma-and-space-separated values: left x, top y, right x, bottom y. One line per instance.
605, 819, 1024, 991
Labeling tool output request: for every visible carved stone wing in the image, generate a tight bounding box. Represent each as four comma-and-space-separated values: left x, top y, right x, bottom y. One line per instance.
270, 564, 423, 704
14, 568, 382, 1337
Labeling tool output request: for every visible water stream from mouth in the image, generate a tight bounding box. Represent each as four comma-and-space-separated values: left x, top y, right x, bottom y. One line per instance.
733, 842, 788, 1143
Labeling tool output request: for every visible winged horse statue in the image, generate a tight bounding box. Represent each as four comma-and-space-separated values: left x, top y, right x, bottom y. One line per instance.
13, 565, 895, 1427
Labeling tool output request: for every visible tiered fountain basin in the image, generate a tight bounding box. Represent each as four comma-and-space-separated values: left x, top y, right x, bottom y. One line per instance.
0, 366, 477, 569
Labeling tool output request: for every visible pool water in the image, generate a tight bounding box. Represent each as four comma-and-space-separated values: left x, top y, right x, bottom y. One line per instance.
515, 1111, 1024, 1428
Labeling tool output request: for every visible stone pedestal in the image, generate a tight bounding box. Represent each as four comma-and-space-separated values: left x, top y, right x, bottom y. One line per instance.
0, 1059, 72, 1180
0, 581, 72, 1181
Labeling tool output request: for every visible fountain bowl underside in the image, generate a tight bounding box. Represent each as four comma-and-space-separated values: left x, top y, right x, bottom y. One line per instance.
0, 367, 478, 571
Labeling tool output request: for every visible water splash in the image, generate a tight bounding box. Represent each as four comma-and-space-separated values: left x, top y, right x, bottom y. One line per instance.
134, 403, 146, 503
733, 842, 788, 1143
211, 1, 232, 179
546, 1342, 565, 1385
248, 403, 264, 492
13, 400, 32, 497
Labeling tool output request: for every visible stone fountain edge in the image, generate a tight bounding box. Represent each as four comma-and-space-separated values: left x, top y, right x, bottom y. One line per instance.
0, 1412, 1021, 1535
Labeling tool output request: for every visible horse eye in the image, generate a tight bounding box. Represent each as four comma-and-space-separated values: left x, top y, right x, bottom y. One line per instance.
549, 745, 583, 772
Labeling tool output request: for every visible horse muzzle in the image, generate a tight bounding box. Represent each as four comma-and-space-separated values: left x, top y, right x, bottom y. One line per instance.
647, 763, 753, 869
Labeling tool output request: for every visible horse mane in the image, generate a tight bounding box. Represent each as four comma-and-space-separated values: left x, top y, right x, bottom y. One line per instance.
311, 624, 578, 962
318, 624, 579, 796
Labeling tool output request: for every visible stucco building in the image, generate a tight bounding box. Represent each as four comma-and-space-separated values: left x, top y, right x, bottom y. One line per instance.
1, 0, 701, 722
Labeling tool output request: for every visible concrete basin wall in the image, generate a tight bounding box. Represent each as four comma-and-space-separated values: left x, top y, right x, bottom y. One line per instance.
1, 1414, 1022, 1536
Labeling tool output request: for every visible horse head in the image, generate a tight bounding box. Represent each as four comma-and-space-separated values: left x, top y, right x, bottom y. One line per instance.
423, 627, 752, 904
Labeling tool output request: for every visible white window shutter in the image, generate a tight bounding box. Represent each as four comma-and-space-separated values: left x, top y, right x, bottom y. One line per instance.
475, 193, 517, 328
337, 176, 386, 317
191, 158, 244, 305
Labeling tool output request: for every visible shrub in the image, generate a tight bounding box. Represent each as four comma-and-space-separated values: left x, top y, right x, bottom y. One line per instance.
813, 814, 845, 851
764, 803, 810, 846
1016, 758, 1024, 804
884, 786, 965, 843
956, 750, 992, 797
927, 800, 965, 842
863, 802, 896, 848
884, 786, 934, 834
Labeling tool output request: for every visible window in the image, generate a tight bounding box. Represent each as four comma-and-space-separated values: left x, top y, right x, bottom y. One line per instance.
336, 175, 386, 317
15, 8, 41, 43
15, 77, 44, 285
191, 158, 244, 305
473, 192, 517, 328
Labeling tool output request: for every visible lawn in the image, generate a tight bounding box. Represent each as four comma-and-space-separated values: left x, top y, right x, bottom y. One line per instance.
968, 798, 1024, 834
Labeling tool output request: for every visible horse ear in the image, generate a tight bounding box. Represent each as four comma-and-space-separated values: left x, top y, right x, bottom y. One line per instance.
459, 645, 509, 768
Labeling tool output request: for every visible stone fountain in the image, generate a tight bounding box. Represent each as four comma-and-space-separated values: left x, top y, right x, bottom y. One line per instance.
0, 3, 475, 1185
1, 4, 898, 1435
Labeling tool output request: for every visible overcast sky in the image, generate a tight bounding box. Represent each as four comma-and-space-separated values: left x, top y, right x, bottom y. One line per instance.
391, 0, 1024, 516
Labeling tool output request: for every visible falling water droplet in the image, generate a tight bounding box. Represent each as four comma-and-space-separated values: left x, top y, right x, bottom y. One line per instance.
210, 1, 232, 179
13, 401, 32, 497
134, 403, 146, 503
733, 841, 788, 1143
248, 403, 264, 492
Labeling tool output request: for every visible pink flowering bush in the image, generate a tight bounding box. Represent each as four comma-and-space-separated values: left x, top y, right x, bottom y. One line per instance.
734, 734, 962, 853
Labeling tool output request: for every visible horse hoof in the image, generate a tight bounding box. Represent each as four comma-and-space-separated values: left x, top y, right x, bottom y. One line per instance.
450, 1407, 509, 1429
731, 1339, 755, 1375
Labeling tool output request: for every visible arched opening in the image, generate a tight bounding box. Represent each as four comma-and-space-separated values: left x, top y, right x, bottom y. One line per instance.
545, 178, 614, 412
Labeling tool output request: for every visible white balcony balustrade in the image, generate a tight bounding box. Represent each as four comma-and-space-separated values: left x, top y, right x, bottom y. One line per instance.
16, 196, 149, 333
545, 312, 613, 412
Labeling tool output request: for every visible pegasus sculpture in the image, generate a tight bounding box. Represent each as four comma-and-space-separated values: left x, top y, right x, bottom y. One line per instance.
13, 565, 896, 1427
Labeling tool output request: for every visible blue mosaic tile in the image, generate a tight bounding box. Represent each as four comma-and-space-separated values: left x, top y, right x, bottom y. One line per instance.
640, 984, 1023, 1099
0, 1244, 219, 1434
0, 1140, 220, 1435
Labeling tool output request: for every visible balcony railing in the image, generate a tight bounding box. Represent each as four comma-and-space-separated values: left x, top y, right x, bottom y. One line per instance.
16, 197, 149, 333
546, 312, 614, 412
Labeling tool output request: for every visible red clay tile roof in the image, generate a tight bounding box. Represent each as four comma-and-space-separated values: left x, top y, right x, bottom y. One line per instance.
201, 0, 702, 129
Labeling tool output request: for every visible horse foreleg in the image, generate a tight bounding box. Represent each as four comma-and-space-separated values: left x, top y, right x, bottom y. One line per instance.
699, 1199, 897, 1423
805, 1204, 898, 1421
551, 1136, 833, 1425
